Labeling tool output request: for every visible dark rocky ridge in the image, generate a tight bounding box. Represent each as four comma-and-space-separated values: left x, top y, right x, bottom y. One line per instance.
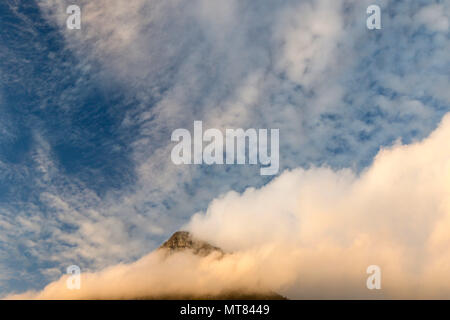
159, 231, 224, 256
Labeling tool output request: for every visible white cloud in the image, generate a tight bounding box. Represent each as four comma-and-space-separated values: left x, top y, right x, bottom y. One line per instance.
8, 112, 450, 299
415, 4, 449, 32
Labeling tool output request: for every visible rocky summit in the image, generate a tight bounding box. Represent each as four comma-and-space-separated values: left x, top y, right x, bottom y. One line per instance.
159, 231, 224, 257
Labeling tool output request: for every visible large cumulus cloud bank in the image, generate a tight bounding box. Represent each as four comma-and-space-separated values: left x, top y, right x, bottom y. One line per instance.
8, 113, 450, 299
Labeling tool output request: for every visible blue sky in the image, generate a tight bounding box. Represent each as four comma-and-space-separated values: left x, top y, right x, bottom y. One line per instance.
0, 0, 448, 297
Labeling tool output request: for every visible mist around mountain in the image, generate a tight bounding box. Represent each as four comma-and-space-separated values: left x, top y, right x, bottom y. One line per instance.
152, 231, 286, 300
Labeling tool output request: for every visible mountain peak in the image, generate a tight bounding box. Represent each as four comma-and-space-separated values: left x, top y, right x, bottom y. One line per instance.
159, 231, 224, 257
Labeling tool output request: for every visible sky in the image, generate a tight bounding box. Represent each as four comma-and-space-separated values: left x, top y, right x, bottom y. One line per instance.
0, 0, 449, 298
